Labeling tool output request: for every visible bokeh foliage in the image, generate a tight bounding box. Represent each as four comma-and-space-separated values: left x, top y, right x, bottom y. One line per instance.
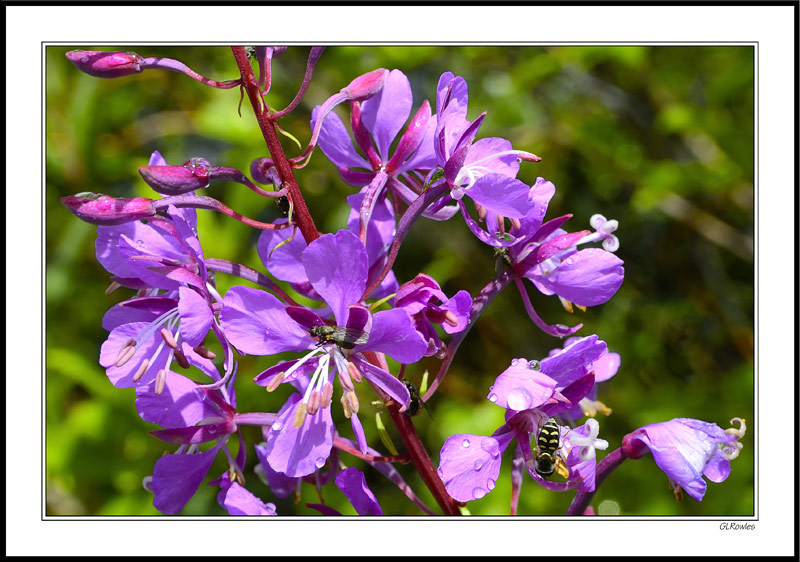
45, 45, 754, 516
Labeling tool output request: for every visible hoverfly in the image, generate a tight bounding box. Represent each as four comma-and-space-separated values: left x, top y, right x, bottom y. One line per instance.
309, 325, 369, 350
534, 417, 563, 479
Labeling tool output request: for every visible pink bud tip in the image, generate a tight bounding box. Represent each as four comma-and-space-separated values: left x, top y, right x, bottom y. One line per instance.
343, 68, 389, 102
621, 432, 648, 459
65, 50, 144, 78
61, 192, 156, 225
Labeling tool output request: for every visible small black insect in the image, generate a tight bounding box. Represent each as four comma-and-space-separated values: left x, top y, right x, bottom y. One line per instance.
276, 194, 291, 217
402, 380, 432, 418
534, 417, 562, 478
309, 325, 369, 350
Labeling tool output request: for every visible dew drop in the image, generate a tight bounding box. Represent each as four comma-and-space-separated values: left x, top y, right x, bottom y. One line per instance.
135, 239, 146, 248
488, 393, 498, 403
511, 359, 519, 366
473, 459, 483, 471
472, 487, 486, 500
461, 439, 471, 448
481, 438, 501, 458
487, 478, 496, 490
315, 457, 326, 468
507, 387, 533, 410
527, 360, 541, 371
271, 421, 283, 431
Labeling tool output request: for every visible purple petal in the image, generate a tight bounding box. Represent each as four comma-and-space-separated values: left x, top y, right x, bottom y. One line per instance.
150, 421, 236, 445
593, 351, 620, 382
465, 137, 520, 178
360, 69, 412, 162
265, 395, 335, 478
346, 191, 396, 267
354, 358, 411, 407
151, 444, 222, 514
306, 503, 342, 516
101, 296, 177, 332
438, 430, 514, 502
255, 442, 300, 499
302, 230, 368, 326
335, 467, 383, 515
313, 106, 371, 170
535, 248, 625, 306
358, 308, 427, 363
489, 364, 560, 411
257, 220, 309, 284
220, 286, 312, 355
457, 200, 520, 247
135, 372, 220, 427
540, 335, 607, 388
467, 174, 535, 219
177, 287, 213, 347
217, 480, 277, 516
440, 290, 472, 334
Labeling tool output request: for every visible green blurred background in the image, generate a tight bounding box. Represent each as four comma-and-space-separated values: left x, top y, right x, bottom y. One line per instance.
45, 45, 754, 516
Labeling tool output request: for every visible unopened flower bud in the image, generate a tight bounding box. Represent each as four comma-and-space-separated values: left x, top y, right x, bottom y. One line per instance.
250, 158, 281, 186
138, 163, 210, 195
65, 50, 144, 78
342, 68, 388, 102
61, 192, 156, 225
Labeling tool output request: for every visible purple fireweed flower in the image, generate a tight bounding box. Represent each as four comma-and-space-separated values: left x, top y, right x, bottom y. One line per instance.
551, 337, 620, 422
622, 417, 746, 502
395, 273, 472, 357
137, 371, 279, 514
220, 229, 427, 476
313, 69, 455, 241
428, 72, 543, 247
306, 467, 383, 516
97, 203, 230, 391
439, 336, 608, 501
257, 192, 398, 302
215, 476, 278, 516
499, 177, 624, 336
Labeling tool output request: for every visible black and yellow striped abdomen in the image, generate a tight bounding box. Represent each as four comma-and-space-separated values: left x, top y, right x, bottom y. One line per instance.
534, 417, 561, 478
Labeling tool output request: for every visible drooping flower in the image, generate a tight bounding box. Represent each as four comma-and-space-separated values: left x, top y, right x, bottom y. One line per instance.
220, 229, 427, 477
438, 336, 609, 501
96, 195, 233, 392
306, 467, 384, 516
395, 273, 472, 356
136, 370, 277, 514
427, 72, 543, 247
622, 417, 746, 502
499, 177, 624, 337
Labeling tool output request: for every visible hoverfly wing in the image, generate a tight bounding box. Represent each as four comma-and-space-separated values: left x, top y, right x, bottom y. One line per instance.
331, 327, 369, 349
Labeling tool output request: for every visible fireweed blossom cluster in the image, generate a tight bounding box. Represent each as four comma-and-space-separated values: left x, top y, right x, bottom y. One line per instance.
58, 46, 746, 516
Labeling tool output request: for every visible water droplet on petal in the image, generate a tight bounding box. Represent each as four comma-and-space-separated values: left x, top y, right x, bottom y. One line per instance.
487, 478, 495, 490
527, 360, 541, 371
474, 459, 483, 471
472, 487, 486, 500
511, 359, 519, 366
271, 421, 283, 431
315, 457, 326, 468
461, 439, 471, 448
507, 386, 533, 410
488, 393, 498, 403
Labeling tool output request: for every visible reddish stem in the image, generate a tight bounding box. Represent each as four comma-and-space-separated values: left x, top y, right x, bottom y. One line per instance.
230, 46, 320, 244
333, 437, 410, 464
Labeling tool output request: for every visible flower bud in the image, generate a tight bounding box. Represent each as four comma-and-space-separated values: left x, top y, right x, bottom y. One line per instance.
138, 161, 210, 195
342, 68, 388, 102
61, 192, 156, 225
250, 158, 281, 186
65, 50, 144, 78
